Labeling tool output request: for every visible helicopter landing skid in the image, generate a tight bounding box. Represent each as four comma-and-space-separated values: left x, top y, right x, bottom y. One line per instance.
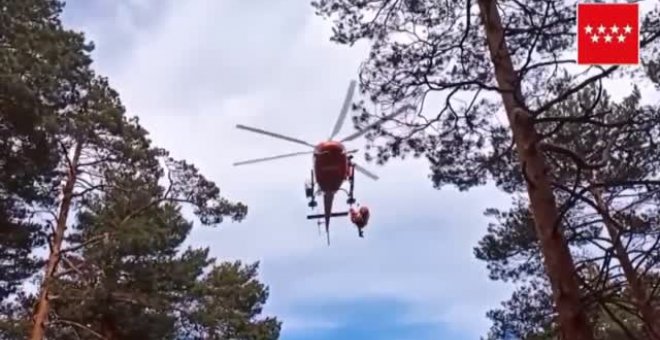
306, 212, 349, 220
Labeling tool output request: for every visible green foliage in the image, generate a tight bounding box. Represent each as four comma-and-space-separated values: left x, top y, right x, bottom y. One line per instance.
313, 1, 660, 339
475, 199, 545, 283
485, 281, 556, 339
179, 262, 281, 339
0, 0, 94, 300
39, 172, 274, 339
484, 266, 652, 340
0, 1, 274, 339
475, 83, 660, 338
310, 0, 660, 193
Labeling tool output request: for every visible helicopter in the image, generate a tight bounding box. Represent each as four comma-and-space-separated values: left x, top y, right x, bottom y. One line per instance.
233, 80, 415, 245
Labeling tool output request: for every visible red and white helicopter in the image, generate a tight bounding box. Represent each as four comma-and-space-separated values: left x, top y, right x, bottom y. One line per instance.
233, 80, 414, 245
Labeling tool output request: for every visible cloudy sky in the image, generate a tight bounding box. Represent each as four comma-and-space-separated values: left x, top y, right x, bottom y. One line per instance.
56, 1, 642, 339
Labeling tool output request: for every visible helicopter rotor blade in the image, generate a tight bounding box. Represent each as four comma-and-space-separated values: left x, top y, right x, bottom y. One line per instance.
340, 104, 417, 143
353, 163, 379, 180
236, 124, 316, 148
233, 151, 314, 166
330, 80, 357, 139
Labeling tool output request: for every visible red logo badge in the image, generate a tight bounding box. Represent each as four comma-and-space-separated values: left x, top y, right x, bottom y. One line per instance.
577, 3, 640, 65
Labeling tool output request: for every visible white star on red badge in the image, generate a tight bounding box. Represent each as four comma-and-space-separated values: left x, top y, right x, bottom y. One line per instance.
585, 22, 634, 44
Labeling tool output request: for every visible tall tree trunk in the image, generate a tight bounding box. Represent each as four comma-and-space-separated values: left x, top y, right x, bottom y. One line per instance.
591, 188, 660, 339
30, 142, 82, 340
476, 1, 594, 339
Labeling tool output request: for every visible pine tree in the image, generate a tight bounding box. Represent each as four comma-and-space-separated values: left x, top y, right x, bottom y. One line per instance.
27, 73, 163, 340
24, 72, 255, 338
177, 262, 281, 339
0, 166, 278, 339
475, 81, 660, 338
311, 1, 660, 338
477, 197, 652, 339
2, 1, 279, 339
41, 172, 277, 340
9, 25, 248, 340
484, 271, 652, 340
0, 0, 93, 300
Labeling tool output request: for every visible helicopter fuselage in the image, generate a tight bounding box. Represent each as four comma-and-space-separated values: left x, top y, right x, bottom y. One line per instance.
313, 140, 350, 193
311, 140, 354, 244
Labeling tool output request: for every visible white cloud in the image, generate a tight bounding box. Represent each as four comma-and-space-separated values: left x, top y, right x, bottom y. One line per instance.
280, 316, 340, 333
63, 0, 520, 338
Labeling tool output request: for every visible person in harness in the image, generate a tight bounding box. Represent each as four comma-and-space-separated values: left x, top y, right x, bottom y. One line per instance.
349, 205, 370, 237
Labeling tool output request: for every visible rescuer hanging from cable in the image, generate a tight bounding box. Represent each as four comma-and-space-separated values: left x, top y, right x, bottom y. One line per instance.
349, 205, 370, 237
